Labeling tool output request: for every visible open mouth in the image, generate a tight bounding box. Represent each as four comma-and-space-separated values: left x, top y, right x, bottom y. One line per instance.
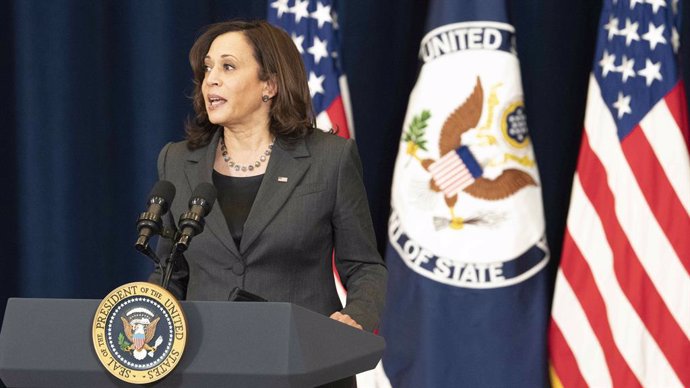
207, 95, 227, 109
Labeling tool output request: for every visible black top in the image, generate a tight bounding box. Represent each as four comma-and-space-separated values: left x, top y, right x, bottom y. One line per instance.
212, 170, 263, 247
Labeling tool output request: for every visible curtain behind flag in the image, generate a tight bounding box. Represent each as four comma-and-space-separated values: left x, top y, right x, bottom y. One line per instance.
379, 0, 550, 386
549, 0, 690, 387
268, 0, 353, 139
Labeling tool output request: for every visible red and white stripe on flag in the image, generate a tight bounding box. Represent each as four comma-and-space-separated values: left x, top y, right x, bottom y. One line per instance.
315, 77, 354, 139
549, 0, 690, 385
429, 151, 477, 198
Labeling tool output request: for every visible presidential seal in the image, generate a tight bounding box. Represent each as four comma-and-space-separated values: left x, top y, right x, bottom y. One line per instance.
92, 282, 186, 384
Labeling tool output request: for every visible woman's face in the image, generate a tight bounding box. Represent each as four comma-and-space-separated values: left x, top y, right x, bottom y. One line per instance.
202, 32, 271, 129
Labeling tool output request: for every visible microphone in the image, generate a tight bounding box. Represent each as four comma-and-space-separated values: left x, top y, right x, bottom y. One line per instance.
135, 180, 176, 253
174, 182, 217, 253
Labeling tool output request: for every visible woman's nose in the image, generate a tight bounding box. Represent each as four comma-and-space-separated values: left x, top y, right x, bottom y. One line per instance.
205, 68, 221, 86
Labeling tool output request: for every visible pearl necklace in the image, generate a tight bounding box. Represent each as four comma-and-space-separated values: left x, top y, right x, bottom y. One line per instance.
219, 134, 274, 173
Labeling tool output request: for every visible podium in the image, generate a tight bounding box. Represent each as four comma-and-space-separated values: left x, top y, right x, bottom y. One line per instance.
0, 298, 385, 387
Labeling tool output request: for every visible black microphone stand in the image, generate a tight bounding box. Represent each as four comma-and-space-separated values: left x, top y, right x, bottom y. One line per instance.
161, 243, 187, 291
159, 226, 182, 291
157, 182, 216, 292
161, 203, 207, 290
134, 225, 180, 291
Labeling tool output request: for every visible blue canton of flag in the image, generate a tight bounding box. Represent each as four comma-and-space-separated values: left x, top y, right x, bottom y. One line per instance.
268, 0, 352, 138
596, 0, 683, 138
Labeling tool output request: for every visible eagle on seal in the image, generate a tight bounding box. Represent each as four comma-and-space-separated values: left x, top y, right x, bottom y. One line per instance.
419, 77, 537, 229
121, 316, 160, 360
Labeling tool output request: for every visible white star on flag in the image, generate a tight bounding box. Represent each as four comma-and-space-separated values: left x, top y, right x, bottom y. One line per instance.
270, 0, 290, 18
645, 0, 667, 14
621, 19, 640, 46
604, 16, 619, 40
637, 58, 663, 86
307, 36, 329, 64
599, 50, 617, 77
613, 92, 632, 118
642, 23, 667, 50
290, 0, 310, 23
630, 0, 645, 9
618, 55, 636, 82
307, 71, 325, 97
310, 2, 333, 29
291, 33, 305, 54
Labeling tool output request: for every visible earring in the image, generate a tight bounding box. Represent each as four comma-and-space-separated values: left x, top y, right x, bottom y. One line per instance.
262, 95, 270, 102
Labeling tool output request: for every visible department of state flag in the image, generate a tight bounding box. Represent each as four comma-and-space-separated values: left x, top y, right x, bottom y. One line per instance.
549, 0, 690, 387
379, 0, 550, 386
268, 0, 353, 138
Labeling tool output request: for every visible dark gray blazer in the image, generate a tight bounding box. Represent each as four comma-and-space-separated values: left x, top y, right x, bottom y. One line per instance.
150, 129, 387, 332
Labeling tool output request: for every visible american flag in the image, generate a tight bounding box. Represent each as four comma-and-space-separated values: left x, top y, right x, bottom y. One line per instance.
549, 0, 690, 387
268, 0, 353, 138
267, 0, 355, 337
428, 146, 483, 198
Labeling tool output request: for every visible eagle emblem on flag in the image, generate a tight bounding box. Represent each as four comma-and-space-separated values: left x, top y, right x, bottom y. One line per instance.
404, 76, 538, 230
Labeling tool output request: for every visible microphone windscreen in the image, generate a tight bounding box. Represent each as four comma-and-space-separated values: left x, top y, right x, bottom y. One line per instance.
191, 182, 217, 210
149, 180, 176, 206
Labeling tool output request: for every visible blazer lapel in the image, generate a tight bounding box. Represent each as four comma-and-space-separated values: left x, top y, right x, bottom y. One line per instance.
240, 137, 311, 254
183, 130, 241, 257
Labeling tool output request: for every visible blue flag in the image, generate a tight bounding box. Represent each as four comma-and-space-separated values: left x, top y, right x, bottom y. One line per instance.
379, 0, 551, 386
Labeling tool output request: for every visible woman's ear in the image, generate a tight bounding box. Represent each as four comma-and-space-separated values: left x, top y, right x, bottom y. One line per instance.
264, 74, 278, 99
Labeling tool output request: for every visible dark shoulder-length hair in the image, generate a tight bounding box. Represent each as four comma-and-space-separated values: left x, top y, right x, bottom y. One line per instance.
186, 19, 315, 149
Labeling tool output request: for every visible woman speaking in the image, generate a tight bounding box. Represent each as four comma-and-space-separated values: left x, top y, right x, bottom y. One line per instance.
149, 18, 386, 344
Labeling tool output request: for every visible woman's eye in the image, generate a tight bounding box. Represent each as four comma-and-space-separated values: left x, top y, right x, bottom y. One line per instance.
202, 65, 212, 72
223, 64, 235, 71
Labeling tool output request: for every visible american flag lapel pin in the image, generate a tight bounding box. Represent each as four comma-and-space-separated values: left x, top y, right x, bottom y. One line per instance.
278, 177, 288, 183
